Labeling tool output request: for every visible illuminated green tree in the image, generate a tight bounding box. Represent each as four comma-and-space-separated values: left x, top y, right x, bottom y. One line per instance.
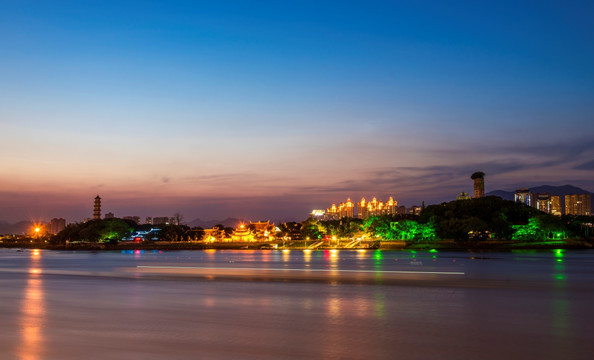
512, 218, 545, 241
390, 220, 436, 242
363, 216, 393, 239
99, 219, 134, 242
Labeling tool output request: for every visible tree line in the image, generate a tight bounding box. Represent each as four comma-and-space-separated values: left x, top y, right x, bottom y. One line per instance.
48, 197, 593, 244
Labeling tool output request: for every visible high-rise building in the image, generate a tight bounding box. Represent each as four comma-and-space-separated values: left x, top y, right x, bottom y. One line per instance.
535, 193, 552, 213
471, 172, 485, 198
565, 194, 591, 216
326, 198, 355, 219
48, 218, 66, 235
123, 216, 140, 225
145, 217, 152, 225
356, 196, 398, 219
93, 195, 101, 220
514, 188, 533, 207
324, 196, 399, 220
152, 217, 170, 225
357, 198, 368, 219
551, 195, 562, 216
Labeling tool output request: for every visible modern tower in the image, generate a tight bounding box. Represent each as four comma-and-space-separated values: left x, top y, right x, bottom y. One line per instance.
93, 195, 101, 220
514, 188, 533, 207
471, 172, 485, 198
565, 194, 591, 216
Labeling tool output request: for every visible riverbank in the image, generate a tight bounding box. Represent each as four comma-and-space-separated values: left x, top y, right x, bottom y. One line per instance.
1, 238, 593, 251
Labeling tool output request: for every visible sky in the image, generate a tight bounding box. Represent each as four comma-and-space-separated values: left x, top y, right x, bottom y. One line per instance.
1, 0, 593, 223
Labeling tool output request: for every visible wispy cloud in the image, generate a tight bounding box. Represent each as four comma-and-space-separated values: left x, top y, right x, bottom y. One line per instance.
574, 160, 594, 171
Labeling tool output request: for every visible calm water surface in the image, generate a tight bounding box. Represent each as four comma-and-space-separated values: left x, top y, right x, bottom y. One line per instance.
0, 248, 593, 359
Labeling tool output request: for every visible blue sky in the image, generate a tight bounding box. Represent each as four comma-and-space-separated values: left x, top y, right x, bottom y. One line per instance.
1, 0, 593, 222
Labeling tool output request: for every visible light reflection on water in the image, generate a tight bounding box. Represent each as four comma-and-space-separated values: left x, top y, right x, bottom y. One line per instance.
18, 250, 45, 360
1, 248, 593, 360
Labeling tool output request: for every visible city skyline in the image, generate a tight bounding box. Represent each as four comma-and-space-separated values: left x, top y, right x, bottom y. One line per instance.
1, 1, 593, 222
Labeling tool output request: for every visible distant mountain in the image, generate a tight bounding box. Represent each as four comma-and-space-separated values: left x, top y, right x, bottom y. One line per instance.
0, 221, 35, 235
187, 217, 246, 229
486, 184, 592, 201
487, 190, 515, 201
272, 217, 301, 224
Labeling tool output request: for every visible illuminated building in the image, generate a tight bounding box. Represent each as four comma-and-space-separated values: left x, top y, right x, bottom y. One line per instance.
145, 217, 152, 224
323, 196, 400, 219
384, 196, 398, 215
357, 196, 398, 219
326, 198, 355, 220
514, 188, 533, 207
93, 195, 101, 220
409, 206, 422, 216
310, 210, 325, 219
471, 172, 485, 198
249, 220, 275, 241
457, 192, 471, 200
551, 196, 562, 216
123, 216, 140, 225
326, 204, 339, 220
202, 227, 226, 242
535, 193, 552, 213
565, 194, 591, 216
231, 224, 254, 242
48, 218, 66, 235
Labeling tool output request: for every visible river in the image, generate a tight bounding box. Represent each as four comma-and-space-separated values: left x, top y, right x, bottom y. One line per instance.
0, 248, 592, 359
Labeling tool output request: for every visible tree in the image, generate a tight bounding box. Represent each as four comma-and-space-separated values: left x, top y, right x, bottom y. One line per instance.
300, 218, 325, 240
159, 224, 190, 241
172, 212, 185, 225
278, 222, 303, 240
51, 219, 133, 243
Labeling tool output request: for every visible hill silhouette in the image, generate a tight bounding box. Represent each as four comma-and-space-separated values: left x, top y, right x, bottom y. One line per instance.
487, 184, 591, 201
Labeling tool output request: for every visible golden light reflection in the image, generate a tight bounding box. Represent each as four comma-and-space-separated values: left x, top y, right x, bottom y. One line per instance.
327, 249, 339, 272
303, 249, 312, 263
18, 252, 46, 360
282, 249, 290, 262
326, 296, 341, 320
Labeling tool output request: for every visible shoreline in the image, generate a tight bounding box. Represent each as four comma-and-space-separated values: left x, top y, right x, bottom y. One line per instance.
1, 238, 592, 251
